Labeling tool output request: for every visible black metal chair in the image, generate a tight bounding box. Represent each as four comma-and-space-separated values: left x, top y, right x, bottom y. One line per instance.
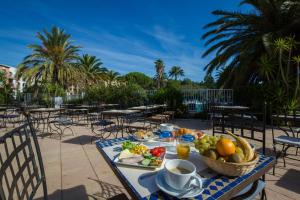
0, 107, 22, 130
50, 111, 74, 139
0, 120, 47, 200
91, 119, 115, 143
271, 110, 300, 174
212, 104, 267, 200
123, 112, 151, 135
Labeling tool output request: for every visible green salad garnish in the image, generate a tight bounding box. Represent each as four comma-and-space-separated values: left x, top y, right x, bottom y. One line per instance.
122, 141, 136, 150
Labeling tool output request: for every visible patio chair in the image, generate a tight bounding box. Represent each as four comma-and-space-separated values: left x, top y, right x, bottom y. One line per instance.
162, 110, 175, 121
0, 107, 22, 129
123, 113, 151, 134
146, 114, 170, 128
212, 104, 267, 200
91, 119, 115, 143
271, 110, 300, 174
0, 120, 47, 200
87, 105, 104, 124
50, 111, 74, 139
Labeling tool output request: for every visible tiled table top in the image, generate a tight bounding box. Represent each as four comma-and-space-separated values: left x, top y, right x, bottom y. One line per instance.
96, 137, 274, 200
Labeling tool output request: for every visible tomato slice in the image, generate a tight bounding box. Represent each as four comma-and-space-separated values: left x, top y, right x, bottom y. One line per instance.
151, 148, 159, 156
158, 147, 165, 153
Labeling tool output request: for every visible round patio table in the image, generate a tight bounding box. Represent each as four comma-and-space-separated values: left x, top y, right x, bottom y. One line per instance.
29, 108, 64, 134
101, 109, 140, 137
65, 108, 89, 123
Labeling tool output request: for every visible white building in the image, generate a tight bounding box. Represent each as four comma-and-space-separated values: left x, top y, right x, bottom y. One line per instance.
0, 64, 25, 93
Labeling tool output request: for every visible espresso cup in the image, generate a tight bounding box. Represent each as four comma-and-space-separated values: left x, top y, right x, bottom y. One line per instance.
164, 159, 197, 190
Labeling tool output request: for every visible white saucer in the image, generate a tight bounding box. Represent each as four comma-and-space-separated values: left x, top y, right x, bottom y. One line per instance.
155, 170, 204, 198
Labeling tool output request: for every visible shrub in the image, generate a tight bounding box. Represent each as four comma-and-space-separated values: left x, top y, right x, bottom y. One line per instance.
84, 83, 147, 107
149, 81, 187, 116
0, 71, 13, 104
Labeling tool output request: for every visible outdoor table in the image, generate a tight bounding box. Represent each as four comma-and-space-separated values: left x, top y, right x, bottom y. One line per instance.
29, 108, 64, 134
0, 107, 8, 111
100, 104, 119, 108
96, 137, 275, 200
101, 109, 140, 136
212, 105, 250, 110
66, 108, 89, 123
129, 105, 167, 115
129, 106, 150, 111
272, 114, 300, 122
129, 105, 160, 112
75, 105, 94, 109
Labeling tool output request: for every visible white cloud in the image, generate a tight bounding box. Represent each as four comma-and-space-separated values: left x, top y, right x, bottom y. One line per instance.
0, 23, 210, 81
68, 25, 209, 81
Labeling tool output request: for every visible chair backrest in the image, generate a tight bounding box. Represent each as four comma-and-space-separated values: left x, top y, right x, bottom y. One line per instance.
212, 104, 266, 155
271, 110, 300, 126
271, 108, 300, 138
0, 121, 47, 200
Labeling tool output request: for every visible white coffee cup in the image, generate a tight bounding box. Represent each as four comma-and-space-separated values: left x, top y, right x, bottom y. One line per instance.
164, 159, 197, 190
159, 123, 174, 132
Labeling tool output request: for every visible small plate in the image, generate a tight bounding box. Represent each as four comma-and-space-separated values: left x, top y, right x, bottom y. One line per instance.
132, 135, 155, 142
155, 170, 203, 198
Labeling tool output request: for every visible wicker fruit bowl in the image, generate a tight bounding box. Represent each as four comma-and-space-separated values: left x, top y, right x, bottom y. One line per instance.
201, 153, 259, 177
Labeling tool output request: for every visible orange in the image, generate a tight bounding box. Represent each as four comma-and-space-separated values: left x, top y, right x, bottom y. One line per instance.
216, 138, 236, 157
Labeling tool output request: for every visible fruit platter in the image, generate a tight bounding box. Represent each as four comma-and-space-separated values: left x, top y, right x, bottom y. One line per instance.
194, 131, 258, 176
114, 141, 166, 169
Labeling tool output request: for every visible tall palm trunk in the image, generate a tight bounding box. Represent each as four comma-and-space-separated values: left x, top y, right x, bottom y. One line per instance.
287, 49, 292, 77
295, 62, 300, 98
53, 65, 59, 84
279, 49, 289, 90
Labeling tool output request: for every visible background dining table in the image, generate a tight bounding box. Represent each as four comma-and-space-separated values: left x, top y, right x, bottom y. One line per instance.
29, 107, 64, 134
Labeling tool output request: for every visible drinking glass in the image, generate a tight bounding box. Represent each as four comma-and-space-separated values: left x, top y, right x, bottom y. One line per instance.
176, 137, 190, 159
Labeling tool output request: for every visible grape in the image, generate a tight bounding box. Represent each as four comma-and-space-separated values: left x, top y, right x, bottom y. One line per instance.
202, 143, 210, 150
201, 139, 207, 144
198, 148, 205, 154
195, 135, 220, 154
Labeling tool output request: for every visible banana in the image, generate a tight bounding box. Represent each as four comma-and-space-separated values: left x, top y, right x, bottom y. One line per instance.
226, 131, 254, 162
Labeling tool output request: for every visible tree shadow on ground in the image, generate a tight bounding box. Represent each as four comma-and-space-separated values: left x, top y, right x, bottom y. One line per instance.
62, 135, 94, 145
88, 178, 129, 200
275, 169, 300, 194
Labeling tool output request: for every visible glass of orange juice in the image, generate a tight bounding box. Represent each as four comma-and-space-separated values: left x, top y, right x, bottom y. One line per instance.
176, 138, 190, 159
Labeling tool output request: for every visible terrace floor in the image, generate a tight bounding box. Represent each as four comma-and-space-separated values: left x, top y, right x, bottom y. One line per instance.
1, 119, 300, 200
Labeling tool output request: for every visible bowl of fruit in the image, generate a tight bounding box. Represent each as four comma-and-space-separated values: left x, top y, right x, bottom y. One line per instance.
194, 131, 258, 176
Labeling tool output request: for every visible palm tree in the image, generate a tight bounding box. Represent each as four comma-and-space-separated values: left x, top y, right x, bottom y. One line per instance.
202, 0, 300, 87
106, 70, 120, 85
154, 59, 165, 88
78, 54, 107, 87
169, 66, 184, 80
17, 26, 80, 88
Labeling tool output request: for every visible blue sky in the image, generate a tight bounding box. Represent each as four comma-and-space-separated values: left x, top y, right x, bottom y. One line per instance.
0, 0, 249, 81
